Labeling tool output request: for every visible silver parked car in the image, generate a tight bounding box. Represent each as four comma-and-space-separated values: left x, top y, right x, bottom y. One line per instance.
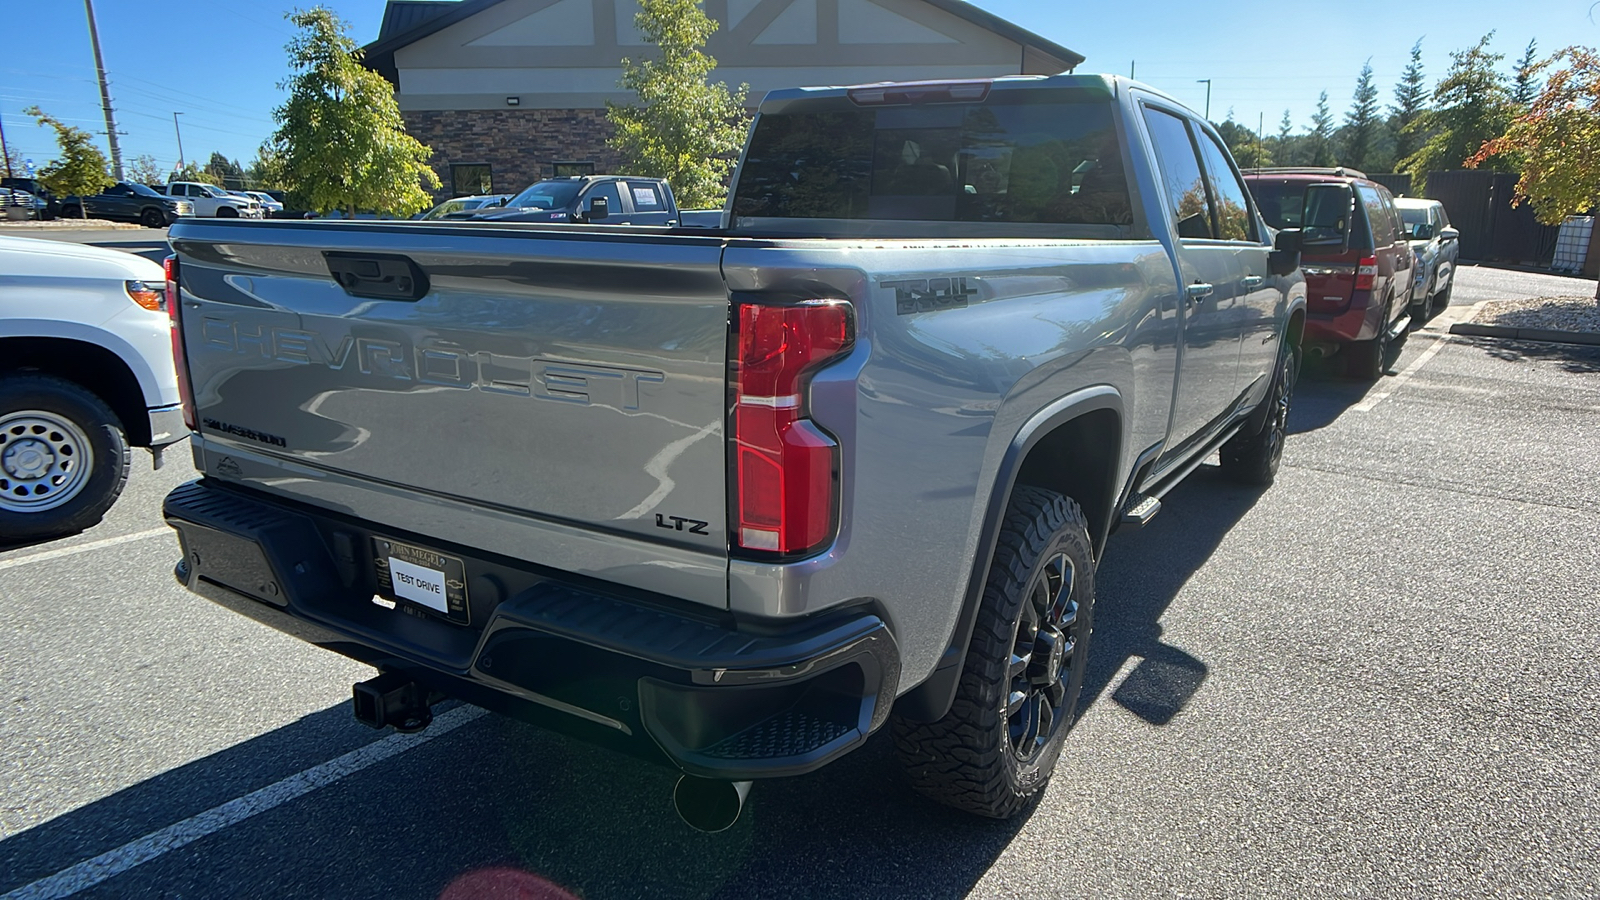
1395, 197, 1460, 323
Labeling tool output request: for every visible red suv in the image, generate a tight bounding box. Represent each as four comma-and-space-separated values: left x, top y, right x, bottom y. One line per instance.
1244, 168, 1414, 379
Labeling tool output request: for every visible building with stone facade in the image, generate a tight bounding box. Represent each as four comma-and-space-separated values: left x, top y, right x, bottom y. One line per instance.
363, 0, 1082, 199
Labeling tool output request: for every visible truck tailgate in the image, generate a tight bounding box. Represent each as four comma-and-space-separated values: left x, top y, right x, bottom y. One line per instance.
170, 222, 731, 580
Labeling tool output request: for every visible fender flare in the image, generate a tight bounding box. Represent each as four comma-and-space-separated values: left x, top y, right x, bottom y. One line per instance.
895, 384, 1126, 723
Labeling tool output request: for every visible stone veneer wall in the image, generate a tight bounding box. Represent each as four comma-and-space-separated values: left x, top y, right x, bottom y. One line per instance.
403, 108, 624, 197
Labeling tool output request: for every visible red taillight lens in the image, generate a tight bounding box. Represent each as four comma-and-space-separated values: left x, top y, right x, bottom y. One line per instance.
733, 300, 853, 556
165, 255, 197, 431
1355, 256, 1378, 292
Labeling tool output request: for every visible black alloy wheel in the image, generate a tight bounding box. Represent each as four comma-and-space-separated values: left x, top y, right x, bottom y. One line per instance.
140, 207, 165, 228
1004, 548, 1081, 762
1221, 343, 1298, 485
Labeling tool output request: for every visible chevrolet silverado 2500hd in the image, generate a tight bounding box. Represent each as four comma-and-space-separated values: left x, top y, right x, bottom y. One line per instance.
161, 75, 1307, 828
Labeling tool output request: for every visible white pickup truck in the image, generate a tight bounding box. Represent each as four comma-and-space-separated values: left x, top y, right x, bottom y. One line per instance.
163, 182, 261, 219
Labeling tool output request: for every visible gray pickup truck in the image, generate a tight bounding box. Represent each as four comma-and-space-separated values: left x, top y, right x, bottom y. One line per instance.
162, 74, 1306, 830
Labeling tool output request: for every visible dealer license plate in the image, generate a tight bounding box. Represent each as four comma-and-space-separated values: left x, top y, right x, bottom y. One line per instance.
373, 538, 470, 625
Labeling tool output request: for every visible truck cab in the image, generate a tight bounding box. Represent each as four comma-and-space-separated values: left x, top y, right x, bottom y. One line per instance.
473, 175, 679, 226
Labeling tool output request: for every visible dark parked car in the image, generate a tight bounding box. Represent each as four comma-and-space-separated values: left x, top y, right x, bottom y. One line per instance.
1394, 197, 1460, 323
1, 188, 49, 219
472, 175, 680, 225
1245, 168, 1415, 379
1, 178, 60, 219
60, 182, 192, 228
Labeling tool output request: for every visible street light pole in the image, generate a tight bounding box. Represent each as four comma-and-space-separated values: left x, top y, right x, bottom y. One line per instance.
172, 112, 185, 169
1197, 79, 1212, 121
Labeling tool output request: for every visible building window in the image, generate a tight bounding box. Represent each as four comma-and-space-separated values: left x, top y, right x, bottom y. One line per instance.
552, 161, 596, 178
450, 163, 493, 196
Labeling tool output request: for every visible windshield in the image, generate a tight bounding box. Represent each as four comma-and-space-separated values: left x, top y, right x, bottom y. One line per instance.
731, 89, 1132, 235
199, 184, 228, 197
1248, 180, 1309, 230
1398, 206, 1428, 227
129, 183, 162, 198
507, 181, 582, 210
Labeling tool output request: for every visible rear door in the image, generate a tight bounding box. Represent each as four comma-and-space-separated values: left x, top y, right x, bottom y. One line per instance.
624, 182, 674, 225
1356, 184, 1408, 324
171, 223, 733, 560
1140, 103, 1245, 462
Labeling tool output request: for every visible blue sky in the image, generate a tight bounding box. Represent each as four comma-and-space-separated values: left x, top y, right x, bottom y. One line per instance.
2, 0, 1596, 177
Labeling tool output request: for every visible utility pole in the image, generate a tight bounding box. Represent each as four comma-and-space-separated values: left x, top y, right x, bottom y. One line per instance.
1197, 79, 1212, 121
1130, 60, 1136, 80
172, 112, 186, 169
84, 0, 124, 181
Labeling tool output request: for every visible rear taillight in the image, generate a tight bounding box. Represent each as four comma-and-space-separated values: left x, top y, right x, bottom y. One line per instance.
1355, 256, 1378, 292
165, 255, 197, 431
732, 300, 854, 556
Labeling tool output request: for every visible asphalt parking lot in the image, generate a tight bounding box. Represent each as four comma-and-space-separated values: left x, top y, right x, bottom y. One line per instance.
2, 257, 1597, 899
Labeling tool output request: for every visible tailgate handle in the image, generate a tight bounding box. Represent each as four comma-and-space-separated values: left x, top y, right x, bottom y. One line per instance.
324, 252, 430, 301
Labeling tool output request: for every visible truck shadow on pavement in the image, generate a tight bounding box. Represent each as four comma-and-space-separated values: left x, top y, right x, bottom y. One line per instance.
0, 475, 1268, 900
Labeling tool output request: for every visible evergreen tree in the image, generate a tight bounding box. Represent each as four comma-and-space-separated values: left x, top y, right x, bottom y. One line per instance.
1343, 60, 1380, 170
1308, 92, 1336, 166
271, 7, 439, 217
1274, 109, 1296, 166
1392, 39, 1428, 162
205, 151, 245, 190
1401, 33, 1514, 180
607, 0, 750, 208
1217, 117, 1272, 168
1512, 39, 1541, 107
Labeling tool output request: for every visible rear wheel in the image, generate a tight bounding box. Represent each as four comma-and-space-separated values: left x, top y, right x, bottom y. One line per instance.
1220, 343, 1298, 486
1345, 294, 1400, 381
59, 204, 83, 219
140, 207, 165, 228
0, 375, 130, 542
893, 485, 1095, 819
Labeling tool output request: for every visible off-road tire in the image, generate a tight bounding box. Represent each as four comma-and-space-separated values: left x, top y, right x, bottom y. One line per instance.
892, 485, 1095, 819
1220, 344, 1298, 486
140, 207, 165, 228
0, 375, 130, 542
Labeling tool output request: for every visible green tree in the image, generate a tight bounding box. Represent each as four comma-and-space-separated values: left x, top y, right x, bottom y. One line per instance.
1512, 39, 1541, 107
271, 6, 439, 217
1307, 92, 1336, 166
171, 161, 217, 185
23, 106, 113, 215
1401, 33, 1514, 180
244, 142, 286, 190
606, 0, 750, 208
1274, 109, 1297, 166
126, 154, 167, 186
1343, 60, 1380, 170
1392, 39, 1429, 163
205, 151, 245, 190
1217, 117, 1272, 168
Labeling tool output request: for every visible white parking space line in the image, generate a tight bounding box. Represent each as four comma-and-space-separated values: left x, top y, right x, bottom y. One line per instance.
2, 705, 488, 900
0, 528, 169, 571
1352, 335, 1451, 413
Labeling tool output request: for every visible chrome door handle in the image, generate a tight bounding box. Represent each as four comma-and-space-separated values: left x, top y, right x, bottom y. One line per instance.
1240, 275, 1264, 289
1186, 282, 1214, 301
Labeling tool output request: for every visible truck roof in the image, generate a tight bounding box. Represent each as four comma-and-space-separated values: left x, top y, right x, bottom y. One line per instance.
758, 73, 1198, 120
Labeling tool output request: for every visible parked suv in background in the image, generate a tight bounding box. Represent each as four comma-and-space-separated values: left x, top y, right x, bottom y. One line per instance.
1395, 197, 1460, 323
163, 182, 260, 218
472, 175, 680, 225
60, 182, 192, 227
1245, 168, 1414, 379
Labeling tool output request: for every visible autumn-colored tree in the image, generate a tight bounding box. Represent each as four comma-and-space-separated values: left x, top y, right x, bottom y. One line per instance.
607, 0, 749, 208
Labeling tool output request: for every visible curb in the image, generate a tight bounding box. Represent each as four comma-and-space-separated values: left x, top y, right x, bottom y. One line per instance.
1448, 322, 1600, 346
0, 221, 142, 231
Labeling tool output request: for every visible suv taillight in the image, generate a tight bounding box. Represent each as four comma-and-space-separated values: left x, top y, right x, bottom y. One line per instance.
165, 255, 197, 431
732, 300, 854, 556
1355, 256, 1378, 291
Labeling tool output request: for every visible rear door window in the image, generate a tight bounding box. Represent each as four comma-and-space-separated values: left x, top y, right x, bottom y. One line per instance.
732, 91, 1132, 233
1142, 107, 1214, 239
1357, 185, 1394, 246
627, 183, 663, 210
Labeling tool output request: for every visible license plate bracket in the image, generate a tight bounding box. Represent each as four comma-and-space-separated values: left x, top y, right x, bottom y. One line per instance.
373, 537, 470, 625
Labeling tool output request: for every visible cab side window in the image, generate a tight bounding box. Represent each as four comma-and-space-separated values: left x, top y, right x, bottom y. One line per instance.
628, 183, 663, 210
583, 182, 623, 214
1195, 131, 1257, 242
1143, 107, 1214, 240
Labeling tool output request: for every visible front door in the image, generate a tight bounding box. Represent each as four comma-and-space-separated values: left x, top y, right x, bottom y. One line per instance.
1140, 104, 1245, 464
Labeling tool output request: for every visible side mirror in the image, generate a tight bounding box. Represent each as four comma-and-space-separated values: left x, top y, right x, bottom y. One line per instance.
583, 196, 609, 221
1300, 182, 1353, 254
1439, 226, 1459, 242
1269, 229, 1302, 277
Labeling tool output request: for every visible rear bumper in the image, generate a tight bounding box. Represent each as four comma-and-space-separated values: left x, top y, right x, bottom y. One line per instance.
1304, 292, 1383, 345
163, 478, 898, 780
